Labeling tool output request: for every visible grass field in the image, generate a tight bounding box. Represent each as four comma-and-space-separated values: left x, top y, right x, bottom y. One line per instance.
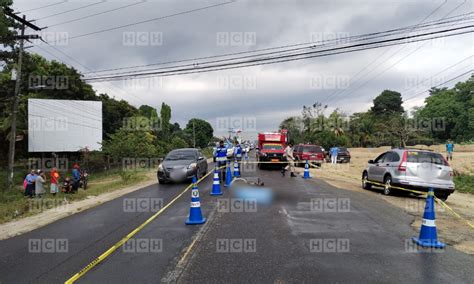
0, 169, 153, 224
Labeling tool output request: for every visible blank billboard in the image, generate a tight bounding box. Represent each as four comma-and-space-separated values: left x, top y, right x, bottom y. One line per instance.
28, 99, 102, 152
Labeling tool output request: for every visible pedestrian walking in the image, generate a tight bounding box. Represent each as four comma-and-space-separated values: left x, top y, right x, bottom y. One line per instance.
330, 146, 339, 164
50, 167, 60, 196
24, 170, 37, 198
446, 140, 454, 161
281, 143, 296, 177
35, 170, 46, 198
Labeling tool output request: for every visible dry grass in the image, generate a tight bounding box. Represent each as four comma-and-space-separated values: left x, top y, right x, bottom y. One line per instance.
297, 145, 474, 254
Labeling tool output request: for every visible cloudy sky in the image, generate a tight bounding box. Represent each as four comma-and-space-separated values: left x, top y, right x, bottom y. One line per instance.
12, 0, 474, 137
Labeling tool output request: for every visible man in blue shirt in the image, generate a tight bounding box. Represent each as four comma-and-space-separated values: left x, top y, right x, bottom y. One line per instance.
446, 140, 454, 161
330, 146, 339, 164
24, 170, 37, 198
214, 140, 228, 183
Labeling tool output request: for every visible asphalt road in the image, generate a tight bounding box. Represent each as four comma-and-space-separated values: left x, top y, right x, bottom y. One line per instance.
0, 174, 213, 284
1, 158, 473, 283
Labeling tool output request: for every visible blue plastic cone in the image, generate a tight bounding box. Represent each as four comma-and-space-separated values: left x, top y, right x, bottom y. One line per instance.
224, 161, 233, 187
185, 176, 206, 225
303, 160, 311, 179
210, 168, 223, 196
233, 160, 241, 178
412, 188, 445, 248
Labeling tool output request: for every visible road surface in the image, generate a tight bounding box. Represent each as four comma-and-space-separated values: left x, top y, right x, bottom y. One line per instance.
0, 159, 473, 283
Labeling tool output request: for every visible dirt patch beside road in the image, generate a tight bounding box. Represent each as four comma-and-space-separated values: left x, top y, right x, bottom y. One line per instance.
296, 146, 474, 254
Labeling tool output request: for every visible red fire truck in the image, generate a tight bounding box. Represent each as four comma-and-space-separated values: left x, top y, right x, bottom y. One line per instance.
256, 130, 288, 169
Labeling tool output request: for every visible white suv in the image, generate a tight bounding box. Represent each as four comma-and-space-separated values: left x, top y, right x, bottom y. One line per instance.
362, 148, 455, 200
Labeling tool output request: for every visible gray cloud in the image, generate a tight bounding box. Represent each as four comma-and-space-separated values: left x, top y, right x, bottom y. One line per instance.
13, 0, 474, 133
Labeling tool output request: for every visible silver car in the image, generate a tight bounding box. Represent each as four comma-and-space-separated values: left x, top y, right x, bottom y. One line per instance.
362, 148, 455, 200
157, 148, 208, 184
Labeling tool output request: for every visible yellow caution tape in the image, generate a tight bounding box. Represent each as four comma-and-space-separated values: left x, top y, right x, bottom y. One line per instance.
64, 168, 219, 284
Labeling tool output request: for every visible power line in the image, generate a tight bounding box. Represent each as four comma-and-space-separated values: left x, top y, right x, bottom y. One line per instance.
45, 0, 236, 43
87, 16, 474, 78
45, 0, 147, 28
82, 12, 474, 75
401, 55, 473, 95
18, 1, 67, 13
404, 68, 473, 102
29, 114, 101, 130
34, 1, 105, 21
322, 0, 467, 106
32, 41, 153, 109
83, 25, 474, 82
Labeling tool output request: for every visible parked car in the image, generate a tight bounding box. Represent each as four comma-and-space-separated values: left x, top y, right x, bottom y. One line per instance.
324, 147, 351, 163
293, 144, 325, 167
361, 148, 455, 200
157, 148, 208, 184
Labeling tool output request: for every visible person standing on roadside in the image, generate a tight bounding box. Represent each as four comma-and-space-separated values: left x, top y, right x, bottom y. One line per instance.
50, 167, 60, 196
234, 141, 243, 172
25, 170, 37, 198
35, 170, 46, 198
281, 143, 296, 177
446, 140, 454, 161
330, 146, 339, 164
214, 140, 228, 183
72, 164, 81, 193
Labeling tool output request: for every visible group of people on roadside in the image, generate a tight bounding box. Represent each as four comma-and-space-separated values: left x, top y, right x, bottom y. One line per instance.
23, 164, 83, 198
214, 139, 244, 183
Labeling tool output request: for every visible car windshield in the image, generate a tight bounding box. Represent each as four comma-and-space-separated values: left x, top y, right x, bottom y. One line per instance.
262, 144, 283, 150
165, 151, 196, 161
302, 146, 322, 153
338, 147, 348, 152
406, 151, 447, 165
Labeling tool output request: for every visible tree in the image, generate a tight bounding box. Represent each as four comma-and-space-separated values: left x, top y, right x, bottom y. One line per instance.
102, 128, 160, 159
159, 102, 171, 141
184, 118, 213, 148
0, 0, 17, 61
371, 90, 404, 116
279, 116, 304, 144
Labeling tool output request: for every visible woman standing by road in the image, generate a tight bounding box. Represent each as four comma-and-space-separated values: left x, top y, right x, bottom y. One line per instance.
35, 170, 46, 198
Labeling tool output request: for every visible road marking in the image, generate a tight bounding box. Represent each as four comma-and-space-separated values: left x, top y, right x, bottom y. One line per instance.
64, 169, 215, 284
162, 206, 217, 283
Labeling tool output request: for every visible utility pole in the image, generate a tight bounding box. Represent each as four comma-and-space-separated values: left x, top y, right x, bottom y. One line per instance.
192, 121, 196, 148
5, 8, 41, 190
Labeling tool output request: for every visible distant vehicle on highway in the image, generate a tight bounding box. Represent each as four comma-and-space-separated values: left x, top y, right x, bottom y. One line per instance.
293, 144, 325, 167
256, 132, 287, 169
157, 148, 208, 184
325, 147, 351, 163
362, 148, 455, 200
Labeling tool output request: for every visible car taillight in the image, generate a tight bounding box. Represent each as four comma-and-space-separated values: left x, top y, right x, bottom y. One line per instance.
398, 151, 407, 172
442, 156, 450, 166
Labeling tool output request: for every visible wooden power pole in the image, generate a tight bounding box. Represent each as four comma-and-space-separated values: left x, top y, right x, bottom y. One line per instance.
4, 7, 41, 189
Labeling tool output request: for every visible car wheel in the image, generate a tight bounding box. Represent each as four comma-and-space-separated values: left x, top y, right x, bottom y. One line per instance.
435, 193, 449, 201
362, 172, 371, 190
158, 178, 166, 184
383, 175, 393, 196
